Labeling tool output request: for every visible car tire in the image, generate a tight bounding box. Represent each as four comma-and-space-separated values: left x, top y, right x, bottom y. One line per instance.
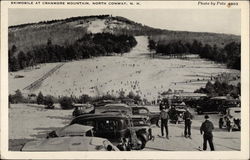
236, 123, 241, 131
227, 125, 232, 132
219, 118, 223, 129
137, 136, 146, 150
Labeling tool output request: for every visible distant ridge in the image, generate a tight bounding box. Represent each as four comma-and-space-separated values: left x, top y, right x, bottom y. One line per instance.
9, 14, 240, 53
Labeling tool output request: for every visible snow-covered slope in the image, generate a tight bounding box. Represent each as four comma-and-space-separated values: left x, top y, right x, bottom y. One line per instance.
9, 36, 240, 101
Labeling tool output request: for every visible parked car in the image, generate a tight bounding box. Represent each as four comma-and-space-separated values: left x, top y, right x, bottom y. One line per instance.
219, 107, 241, 132
93, 99, 118, 108
72, 104, 94, 117
218, 99, 240, 114
159, 98, 171, 110
131, 106, 159, 125
47, 124, 94, 138
95, 103, 132, 114
70, 114, 152, 150
21, 136, 119, 151
196, 97, 222, 114
130, 115, 153, 149
168, 103, 186, 124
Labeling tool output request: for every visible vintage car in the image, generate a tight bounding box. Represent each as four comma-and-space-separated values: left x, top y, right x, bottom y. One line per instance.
47, 124, 94, 138
95, 103, 132, 114
72, 104, 94, 117
196, 97, 222, 114
131, 106, 159, 125
168, 103, 186, 124
21, 136, 119, 151
219, 107, 241, 132
69, 114, 153, 150
92, 99, 118, 108
159, 98, 171, 110
218, 99, 240, 114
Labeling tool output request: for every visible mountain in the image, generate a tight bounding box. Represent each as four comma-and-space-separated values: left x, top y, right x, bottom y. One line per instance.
9, 15, 240, 54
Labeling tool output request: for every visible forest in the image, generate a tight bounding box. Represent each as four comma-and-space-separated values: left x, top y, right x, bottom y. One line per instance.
148, 39, 241, 70
8, 33, 137, 71
194, 80, 240, 98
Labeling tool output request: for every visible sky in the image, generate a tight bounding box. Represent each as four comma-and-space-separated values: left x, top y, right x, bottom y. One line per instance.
9, 9, 241, 35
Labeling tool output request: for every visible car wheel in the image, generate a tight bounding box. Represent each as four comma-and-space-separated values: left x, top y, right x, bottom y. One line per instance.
137, 136, 146, 150
227, 125, 232, 132
157, 119, 161, 128
219, 118, 223, 129
219, 123, 222, 129
237, 123, 241, 131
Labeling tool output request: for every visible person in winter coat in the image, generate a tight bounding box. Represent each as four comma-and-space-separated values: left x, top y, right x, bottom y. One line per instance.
159, 107, 169, 139
200, 114, 215, 151
183, 107, 193, 138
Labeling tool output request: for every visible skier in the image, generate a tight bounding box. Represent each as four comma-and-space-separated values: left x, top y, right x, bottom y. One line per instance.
200, 114, 215, 151
183, 107, 193, 138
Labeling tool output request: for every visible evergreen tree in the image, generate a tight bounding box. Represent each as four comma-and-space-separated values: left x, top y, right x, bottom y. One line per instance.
13, 89, 24, 103
128, 91, 136, 99
9, 56, 20, 71
37, 92, 44, 104
79, 94, 91, 103
17, 51, 27, 69
191, 40, 200, 54
59, 96, 73, 109
44, 95, 54, 106
148, 39, 156, 51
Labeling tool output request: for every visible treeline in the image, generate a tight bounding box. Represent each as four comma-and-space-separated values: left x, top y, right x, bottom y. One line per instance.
194, 80, 240, 98
9, 33, 137, 71
9, 90, 143, 110
148, 39, 241, 70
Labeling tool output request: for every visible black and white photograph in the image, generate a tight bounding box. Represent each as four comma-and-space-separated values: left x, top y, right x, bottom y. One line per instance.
1, 0, 249, 159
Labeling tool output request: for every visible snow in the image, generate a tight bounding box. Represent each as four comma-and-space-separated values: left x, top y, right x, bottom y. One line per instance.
8, 36, 240, 151
87, 19, 106, 34
9, 63, 61, 94
9, 36, 239, 101
9, 103, 72, 139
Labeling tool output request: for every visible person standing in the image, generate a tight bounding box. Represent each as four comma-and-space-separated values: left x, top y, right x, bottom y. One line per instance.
159, 107, 169, 139
200, 115, 215, 151
183, 107, 193, 138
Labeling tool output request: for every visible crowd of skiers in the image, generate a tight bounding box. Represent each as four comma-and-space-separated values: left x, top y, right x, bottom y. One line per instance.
158, 102, 215, 151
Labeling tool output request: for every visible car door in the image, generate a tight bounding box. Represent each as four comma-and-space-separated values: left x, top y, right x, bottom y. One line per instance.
95, 119, 120, 140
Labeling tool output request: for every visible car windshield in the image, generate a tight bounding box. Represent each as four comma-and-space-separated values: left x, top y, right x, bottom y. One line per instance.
132, 108, 148, 115
71, 119, 95, 127
132, 118, 146, 126
97, 120, 120, 131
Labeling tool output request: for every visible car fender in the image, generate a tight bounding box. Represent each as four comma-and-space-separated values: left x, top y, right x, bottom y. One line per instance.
136, 129, 149, 142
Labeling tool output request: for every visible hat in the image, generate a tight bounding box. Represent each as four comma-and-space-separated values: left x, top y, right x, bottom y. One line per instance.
205, 114, 209, 119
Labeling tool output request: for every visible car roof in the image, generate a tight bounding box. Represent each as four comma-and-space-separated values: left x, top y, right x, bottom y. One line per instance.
56, 124, 93, 137
130, 115, 148, 119
228, 107, 241, 111
71, 113, 128, 122
22, 136, 119, 151
104, 103, 130, 107
131, 106, 148, 109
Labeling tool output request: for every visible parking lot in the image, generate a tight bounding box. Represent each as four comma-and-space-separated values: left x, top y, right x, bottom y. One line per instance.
9, 104, 240, 151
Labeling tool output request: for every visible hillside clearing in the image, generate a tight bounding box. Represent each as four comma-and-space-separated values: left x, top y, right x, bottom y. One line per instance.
9, 36, 240, 101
